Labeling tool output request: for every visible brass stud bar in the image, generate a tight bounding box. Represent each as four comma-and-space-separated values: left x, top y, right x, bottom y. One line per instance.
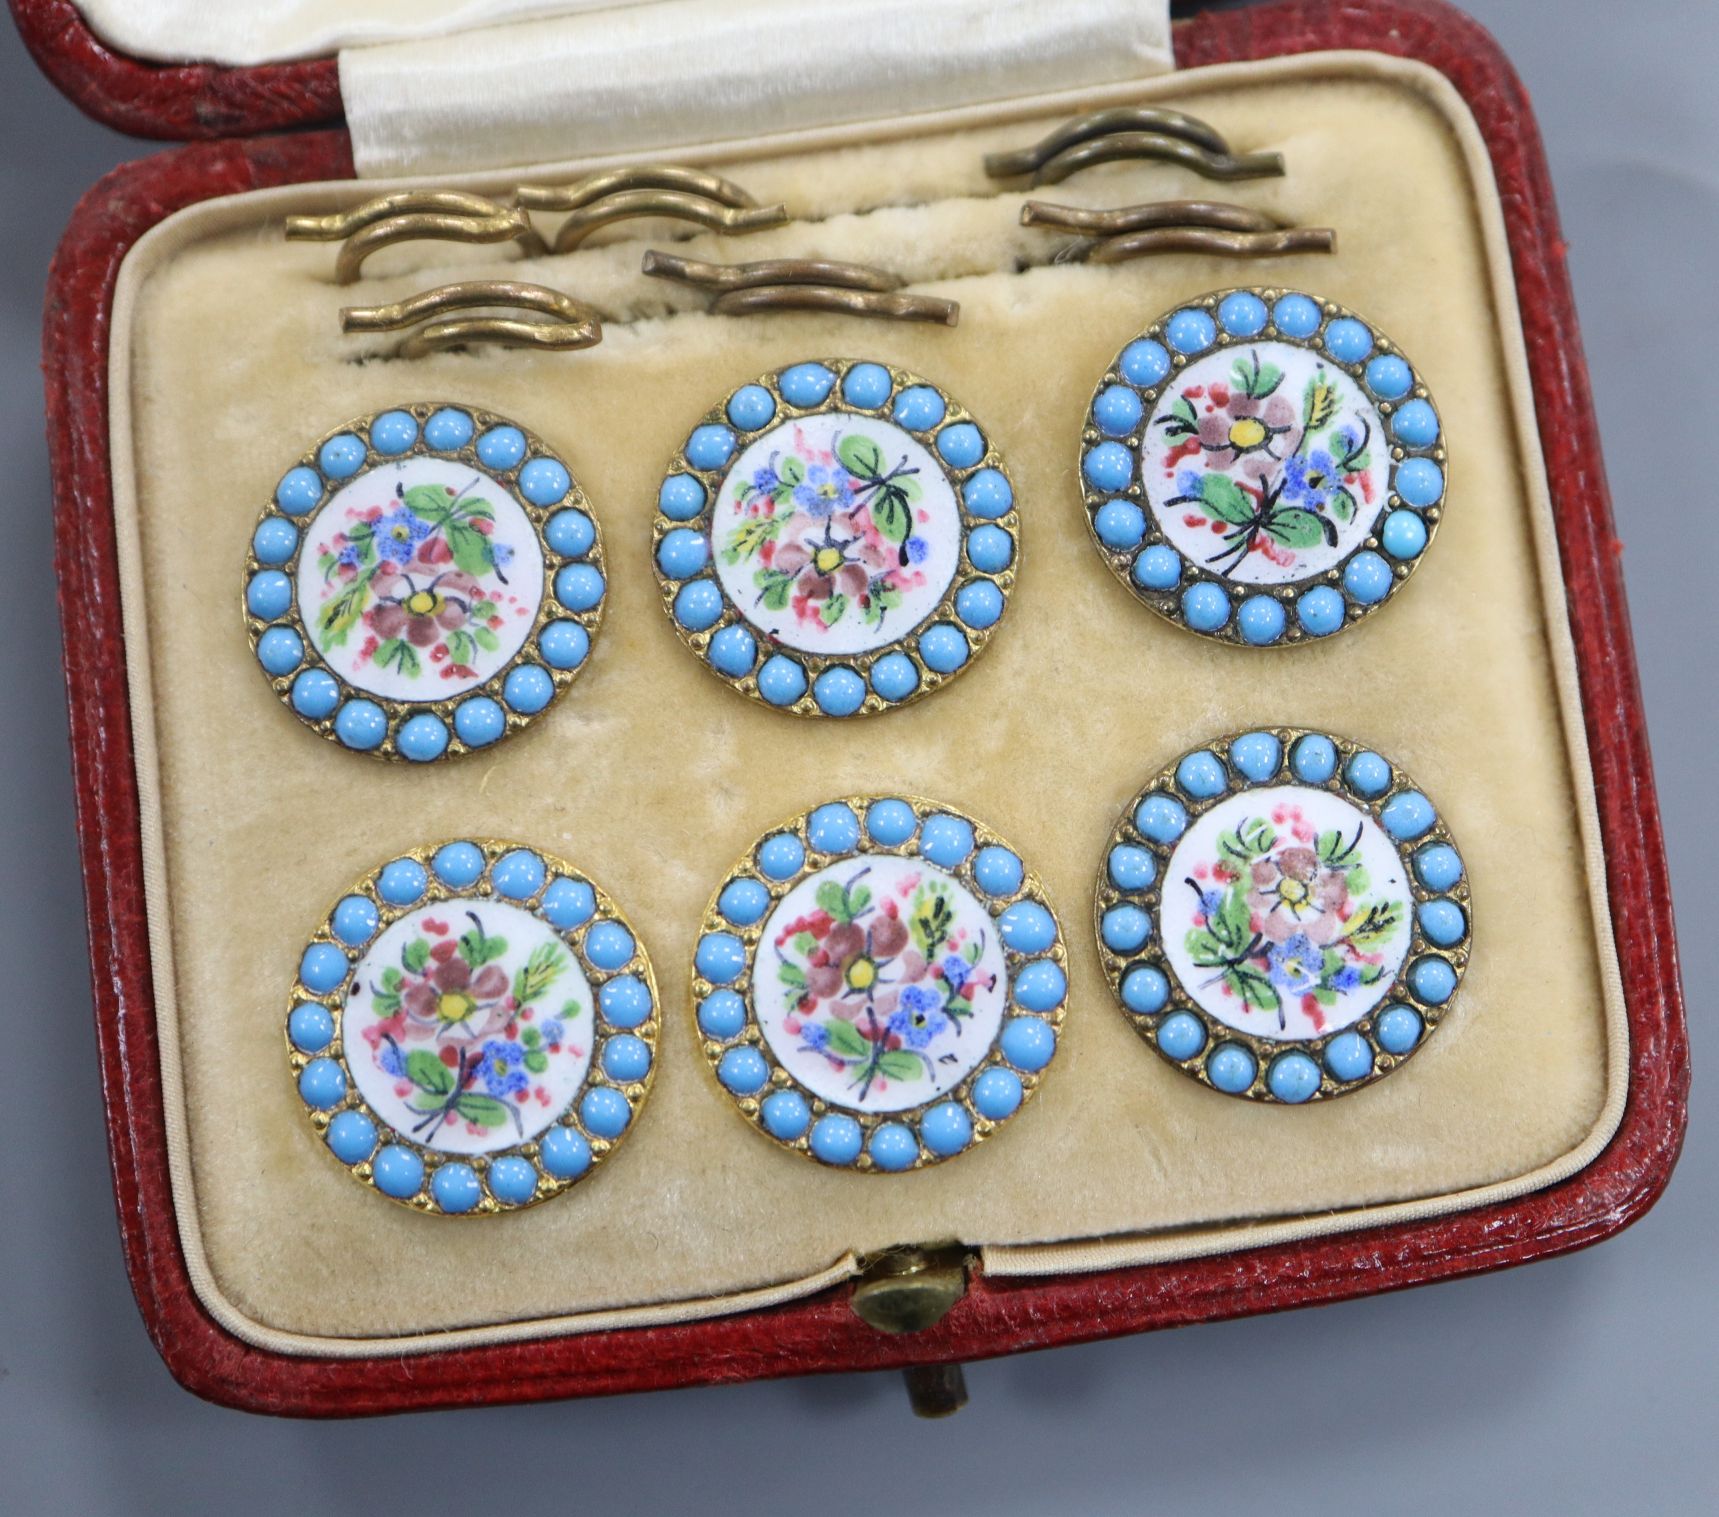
1078, 224, 1336, 263
285, 191, 526, 240
641, 249, 904, 293
549, 190, 789, 253
707, 285, 959, 325
391, 316, 604, 358
1031, 132, 1285, 187
1020, 198, 1285, 236
339, 280, 603, 357
517, 164, 760, 214
287, 192, 550, 285
983, 105, 1233, 178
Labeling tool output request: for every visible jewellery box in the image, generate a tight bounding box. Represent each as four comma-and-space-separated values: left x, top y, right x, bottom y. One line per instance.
26, 0, 1689, 1414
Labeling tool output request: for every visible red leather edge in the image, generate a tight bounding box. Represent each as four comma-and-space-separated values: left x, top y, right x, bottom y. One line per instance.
41, 0, 1688, 1416
10, 0, 341, 138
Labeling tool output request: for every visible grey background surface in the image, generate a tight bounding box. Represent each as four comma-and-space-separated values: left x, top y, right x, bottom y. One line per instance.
0, 3, 1711, 1513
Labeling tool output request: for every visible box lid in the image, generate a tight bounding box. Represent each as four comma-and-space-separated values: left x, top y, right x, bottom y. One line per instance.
10, 0, 1177, 161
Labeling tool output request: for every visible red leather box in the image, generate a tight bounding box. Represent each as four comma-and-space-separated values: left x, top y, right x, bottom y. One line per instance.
23, 0, 1689, 1415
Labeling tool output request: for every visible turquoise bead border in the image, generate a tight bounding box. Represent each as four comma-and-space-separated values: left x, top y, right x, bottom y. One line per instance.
651, 360, 1021, 717
1096, 729, 1473, 1103
693, 795, 1067, 1170
285, 839, 659, 1215
1079, 289, 1448, 646
243, 402, 605, 761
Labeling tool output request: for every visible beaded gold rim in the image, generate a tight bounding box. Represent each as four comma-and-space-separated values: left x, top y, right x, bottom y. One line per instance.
243, 402, 605, 760
1096, 728, 1472, 1102
285, 839, 658, 1215
691, 795, 1067, 1170
651, 359, 1020, 717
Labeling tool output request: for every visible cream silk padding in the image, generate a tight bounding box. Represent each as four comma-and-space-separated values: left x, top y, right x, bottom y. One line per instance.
108, 55, 1626, 1355
338, 0, 1175, 178
69, 0, 1172, 180
72, 0, 740, 65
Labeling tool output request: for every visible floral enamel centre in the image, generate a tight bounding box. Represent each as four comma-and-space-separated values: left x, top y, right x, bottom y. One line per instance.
344, 900, 594, 1155
1158, 786, 1410, 1040
753, 854, 1007, 1112
714, 414, 959, 657
1141, 344, 1390, 584
297, 456, 544, 700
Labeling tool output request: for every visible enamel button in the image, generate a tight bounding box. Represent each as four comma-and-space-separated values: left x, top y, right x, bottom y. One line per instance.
654, 361, 1019, 715
1080, 290, 1447, 644
1097, 730, 1471, 1101
286, 841, 657, 1212
695, 797, 1066, 1167
245, 405, 604, 759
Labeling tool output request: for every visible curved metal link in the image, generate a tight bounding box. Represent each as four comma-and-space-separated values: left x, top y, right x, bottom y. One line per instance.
983, 105, 1233, 178
339, 281, 603, 357
287, 192, 549, 284
708, 286, 959, 325
1020, 198, 1285, 235
549, 190, 789, 253
517, 164, 760, 214
1031, 132, 1285, 187
642, 249, 903, 293
1078, 225, 1335, 264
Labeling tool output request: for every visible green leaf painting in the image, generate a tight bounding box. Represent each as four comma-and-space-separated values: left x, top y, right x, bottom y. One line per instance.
300, 466, 517, 684
1144, 343, 1393, 583
772, 861, 1002, 1106
1178, 799, 1409, 1033
1199, 474, 1256, 526
715, 415, 939, 641
407, 1049, 454, 1097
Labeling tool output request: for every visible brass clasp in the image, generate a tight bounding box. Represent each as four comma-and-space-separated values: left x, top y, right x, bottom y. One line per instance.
851, 1247, 977, 1419
849, 1245, 973, 1335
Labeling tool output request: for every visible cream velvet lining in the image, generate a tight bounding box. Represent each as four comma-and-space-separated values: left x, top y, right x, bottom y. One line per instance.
107, 54, 1628, 1356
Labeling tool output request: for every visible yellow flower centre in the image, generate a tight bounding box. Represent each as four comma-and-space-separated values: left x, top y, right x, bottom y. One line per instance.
1276, 877, 1311, 907
437, 990, 475, 1022
845, 956, 878, 991
1228, 416, 1268, 450
405, 589, 441, 616
814, 546, 845, 574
